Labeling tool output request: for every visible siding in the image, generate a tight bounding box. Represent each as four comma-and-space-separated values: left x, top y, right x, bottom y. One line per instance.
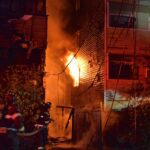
71, 0, 104, 146
72, 0, 104, 106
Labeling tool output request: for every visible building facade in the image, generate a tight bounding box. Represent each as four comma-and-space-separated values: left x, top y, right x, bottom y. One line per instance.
0, 0, 47, 127
70, 0, 104, 148
105, 0, 150, 110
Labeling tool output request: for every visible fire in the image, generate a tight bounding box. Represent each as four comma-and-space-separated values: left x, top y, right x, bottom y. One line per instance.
66, 54, 80, 87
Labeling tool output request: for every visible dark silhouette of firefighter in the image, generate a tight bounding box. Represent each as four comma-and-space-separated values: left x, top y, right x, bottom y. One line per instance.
35, 101, 52, 150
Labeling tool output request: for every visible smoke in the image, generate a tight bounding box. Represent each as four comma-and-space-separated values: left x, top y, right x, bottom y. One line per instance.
45, 0, 76, 137
45, 0, 72, 101
75, 108, 98, 149
46, 0, 76, 57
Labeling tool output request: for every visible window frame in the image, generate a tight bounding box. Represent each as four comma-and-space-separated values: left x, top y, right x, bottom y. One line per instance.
108, 54, 139, 80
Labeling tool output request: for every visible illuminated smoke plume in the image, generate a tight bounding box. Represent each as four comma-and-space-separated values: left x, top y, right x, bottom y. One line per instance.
45, 0, 76, 137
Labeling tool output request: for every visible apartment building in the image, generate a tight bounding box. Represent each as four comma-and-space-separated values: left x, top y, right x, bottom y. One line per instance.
105, 0, 150, 109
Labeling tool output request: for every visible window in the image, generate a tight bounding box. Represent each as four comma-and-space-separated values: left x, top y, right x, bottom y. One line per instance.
145, 66, 150, 84
109, 2, 136, 28
109, 14, 136, 28
109, 54, 139, 80
146, 67, 150, 78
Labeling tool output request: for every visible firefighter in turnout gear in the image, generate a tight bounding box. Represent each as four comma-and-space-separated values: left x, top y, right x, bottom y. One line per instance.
35, 102, 52, 150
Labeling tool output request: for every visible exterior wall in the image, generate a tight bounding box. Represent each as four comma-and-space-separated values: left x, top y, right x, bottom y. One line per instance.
71, 0, 104, 147
0, 0, 46, 48
105, 0, 150, 110
0, 0, 47, 128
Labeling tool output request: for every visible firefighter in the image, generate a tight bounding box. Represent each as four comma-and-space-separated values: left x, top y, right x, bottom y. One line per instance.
36, 102, 51, 126
35, 102, 52, 150
4, 93, 24, 150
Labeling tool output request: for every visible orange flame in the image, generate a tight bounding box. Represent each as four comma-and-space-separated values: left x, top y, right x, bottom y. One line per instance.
66, 54, 80, 87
